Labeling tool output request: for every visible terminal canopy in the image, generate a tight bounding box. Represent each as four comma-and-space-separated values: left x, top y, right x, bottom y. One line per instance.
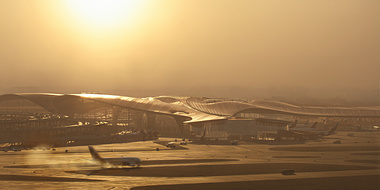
1, 93, 380, 124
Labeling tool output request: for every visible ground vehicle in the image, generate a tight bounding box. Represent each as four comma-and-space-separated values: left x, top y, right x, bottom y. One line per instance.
166, 142, 176, 148
281, 169, 295, 175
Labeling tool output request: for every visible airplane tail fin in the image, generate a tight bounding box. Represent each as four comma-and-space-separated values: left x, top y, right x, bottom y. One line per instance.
88, 146, 105, 163
289, 119, 298, 128
327, 123, 339, 135
200, 127, 207, 141
310, 122, 317, 129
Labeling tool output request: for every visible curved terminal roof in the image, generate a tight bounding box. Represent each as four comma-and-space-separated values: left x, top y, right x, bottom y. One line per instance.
1, 93, 379, 124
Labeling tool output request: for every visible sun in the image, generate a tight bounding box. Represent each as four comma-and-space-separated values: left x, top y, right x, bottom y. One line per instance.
65, 0, 144, 29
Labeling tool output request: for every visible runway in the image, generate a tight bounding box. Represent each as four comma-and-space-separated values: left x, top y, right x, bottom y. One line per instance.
0, 132, 379, 189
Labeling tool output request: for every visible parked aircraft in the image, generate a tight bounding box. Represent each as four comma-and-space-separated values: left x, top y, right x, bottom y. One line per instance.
88, 146, 142, 168
289, 123, 339, 139
289, 121, 318, 131
310, 121, 318, 129
326, 123, 339, 135
288, 119, 318, 129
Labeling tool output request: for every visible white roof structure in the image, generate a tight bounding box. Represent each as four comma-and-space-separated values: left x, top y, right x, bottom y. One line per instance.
1, 93, 380, 124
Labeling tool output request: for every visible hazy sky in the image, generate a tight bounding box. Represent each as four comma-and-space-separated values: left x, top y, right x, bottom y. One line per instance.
1, 0, 379, 101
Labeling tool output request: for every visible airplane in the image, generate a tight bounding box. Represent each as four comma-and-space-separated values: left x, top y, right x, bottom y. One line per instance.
88, 146, 142, 168
277, 123, 339, 140
310, 121, 318, 129
289, 119, 318, 129
290, 123, 339, 139
289, 121, 318, 131
326, 123, 339, 135
191, 127, 210, 142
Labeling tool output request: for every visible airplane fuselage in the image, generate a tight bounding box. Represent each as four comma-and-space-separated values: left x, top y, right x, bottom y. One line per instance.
101, 157, 142, 167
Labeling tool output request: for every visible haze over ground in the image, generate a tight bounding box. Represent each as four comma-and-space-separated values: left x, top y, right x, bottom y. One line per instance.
1, 0, 379, 105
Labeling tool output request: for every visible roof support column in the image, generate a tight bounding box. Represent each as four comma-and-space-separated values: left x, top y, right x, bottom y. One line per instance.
132, 111, 144, 129
146, 113, 156, 130
112, 107, 121, 126
174, 117, 187, 135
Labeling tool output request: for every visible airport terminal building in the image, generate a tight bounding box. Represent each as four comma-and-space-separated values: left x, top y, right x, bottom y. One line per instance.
1, 93, 380, 146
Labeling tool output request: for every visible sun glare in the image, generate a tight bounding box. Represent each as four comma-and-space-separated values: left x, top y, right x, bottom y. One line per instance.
65, 0, 144, 29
